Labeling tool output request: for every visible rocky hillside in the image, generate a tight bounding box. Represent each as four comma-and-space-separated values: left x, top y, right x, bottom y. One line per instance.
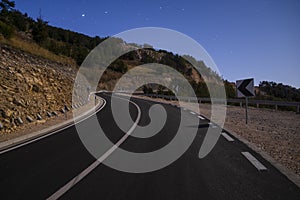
0, 44, 77, 133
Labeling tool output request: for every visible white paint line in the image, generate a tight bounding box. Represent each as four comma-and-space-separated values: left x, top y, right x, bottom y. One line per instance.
47, 96, 142, 200
190, 111, 196, 115
208, 122, 217, 128
241, 152, 267, 171
221, 132, 234, 142
0, 97, 106, 155
197, 115, 205, 120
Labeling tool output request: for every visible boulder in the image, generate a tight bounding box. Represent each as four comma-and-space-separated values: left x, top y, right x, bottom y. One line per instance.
7, 97, 13, 102
64, 105, 70, 111
17, 117, 23, 125
46, 112, 52, 117
32, 84, 40, 93
0, 109, 13, 118
13, 98, 25, 107
37, 114, 42, 120
26, 116, 33, 122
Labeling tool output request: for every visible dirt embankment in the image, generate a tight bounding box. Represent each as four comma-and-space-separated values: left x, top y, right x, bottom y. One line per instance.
0, 44, 77, 136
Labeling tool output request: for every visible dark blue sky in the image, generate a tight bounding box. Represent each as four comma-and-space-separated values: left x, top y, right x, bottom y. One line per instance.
14, 0, 300, 88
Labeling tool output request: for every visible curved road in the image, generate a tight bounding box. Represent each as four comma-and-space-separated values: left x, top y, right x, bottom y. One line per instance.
0, 93, 299, 199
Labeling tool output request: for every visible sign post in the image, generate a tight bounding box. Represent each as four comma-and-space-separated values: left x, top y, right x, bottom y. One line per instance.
236, 78, 255, 124
245, 96, 248, 124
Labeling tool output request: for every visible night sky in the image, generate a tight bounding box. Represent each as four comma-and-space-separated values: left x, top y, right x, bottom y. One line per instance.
14, 0, 300, 88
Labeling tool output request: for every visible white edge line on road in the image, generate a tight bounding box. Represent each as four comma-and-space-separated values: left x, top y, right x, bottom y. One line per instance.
221, 132, 234, 142
190, 111, 196, 115
0, 96, 106, 155
241, 152, 267, 171
208, 122, 217, 128
47, 95, 142, 200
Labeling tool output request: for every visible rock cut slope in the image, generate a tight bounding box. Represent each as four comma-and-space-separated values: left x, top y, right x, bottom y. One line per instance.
0, 44, 77, 133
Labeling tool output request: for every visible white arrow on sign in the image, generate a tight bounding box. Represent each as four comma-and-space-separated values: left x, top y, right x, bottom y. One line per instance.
236, 78, 255, 98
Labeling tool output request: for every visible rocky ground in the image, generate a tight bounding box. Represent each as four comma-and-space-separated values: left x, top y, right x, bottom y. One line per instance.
134, 96, 300, 177
0, 44, 77, 135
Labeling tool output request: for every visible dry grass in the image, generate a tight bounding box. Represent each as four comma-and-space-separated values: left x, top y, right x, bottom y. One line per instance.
0, 35, 76, 66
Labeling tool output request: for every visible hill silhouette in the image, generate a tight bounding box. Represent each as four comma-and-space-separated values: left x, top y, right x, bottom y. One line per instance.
0, 0, 299, 101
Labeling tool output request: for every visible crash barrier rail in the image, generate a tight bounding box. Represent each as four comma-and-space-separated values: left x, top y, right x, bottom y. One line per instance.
140, 94, 300, 113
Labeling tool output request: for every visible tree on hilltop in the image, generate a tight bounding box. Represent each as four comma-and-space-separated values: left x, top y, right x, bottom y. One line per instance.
32, 13, 48, 44
0, 0, 15, 12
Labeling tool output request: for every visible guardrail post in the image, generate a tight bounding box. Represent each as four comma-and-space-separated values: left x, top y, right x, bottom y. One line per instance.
245, 97, 249, 124
297, 105, 300, 113
256, 103, 259, 108
275, 104, 278, 111
240, 102, 242, 108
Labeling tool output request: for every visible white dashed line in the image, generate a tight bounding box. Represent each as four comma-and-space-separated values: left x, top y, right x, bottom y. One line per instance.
241, 152, 267, 171
221, 132, 234, 142
190, 111, 196, 115
198, 115, 205, 120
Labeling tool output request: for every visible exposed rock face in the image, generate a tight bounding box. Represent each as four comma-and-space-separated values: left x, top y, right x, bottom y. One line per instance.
0, 44, 77, 134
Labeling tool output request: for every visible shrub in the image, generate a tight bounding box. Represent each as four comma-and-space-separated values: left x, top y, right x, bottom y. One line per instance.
0, 21, 14, 38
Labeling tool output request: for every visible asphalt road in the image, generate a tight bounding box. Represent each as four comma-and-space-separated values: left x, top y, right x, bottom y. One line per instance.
0, 93, 299, 200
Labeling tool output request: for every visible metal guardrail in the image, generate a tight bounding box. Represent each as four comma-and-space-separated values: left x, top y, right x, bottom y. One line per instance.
140, 94, 300, 113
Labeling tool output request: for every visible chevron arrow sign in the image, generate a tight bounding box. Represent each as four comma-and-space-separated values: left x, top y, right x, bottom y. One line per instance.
236, 78, 255, 98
